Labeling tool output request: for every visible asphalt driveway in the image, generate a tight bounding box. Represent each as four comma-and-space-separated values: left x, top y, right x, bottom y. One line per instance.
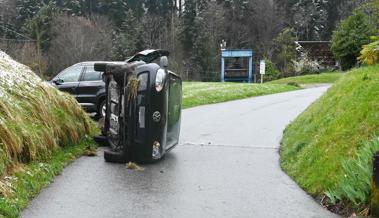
22, 86, 339, 218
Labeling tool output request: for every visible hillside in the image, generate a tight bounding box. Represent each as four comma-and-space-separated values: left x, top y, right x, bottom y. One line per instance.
280, 65, 379, 212
0, 51, 95, 217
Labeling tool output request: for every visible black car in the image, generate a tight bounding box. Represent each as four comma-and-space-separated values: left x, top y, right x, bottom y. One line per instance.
51, 61, 124, 117
94, 49, 182, 163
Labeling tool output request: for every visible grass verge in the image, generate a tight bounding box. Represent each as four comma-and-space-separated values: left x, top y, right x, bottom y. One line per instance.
280, 65, 379, 216
269, 72, 344, 85
183, 82, 300, 108
0, 137, 96, 218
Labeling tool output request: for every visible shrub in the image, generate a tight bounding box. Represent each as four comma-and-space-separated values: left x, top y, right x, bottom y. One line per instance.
331, 10, 376, 70
359, 36, 379, 65
287, 81, 300, 87
263, 58, 281, 82
292, 54, 323, 75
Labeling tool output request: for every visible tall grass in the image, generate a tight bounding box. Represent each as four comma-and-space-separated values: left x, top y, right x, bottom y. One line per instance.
0, 51, 94, 177
326, 137, 379, 207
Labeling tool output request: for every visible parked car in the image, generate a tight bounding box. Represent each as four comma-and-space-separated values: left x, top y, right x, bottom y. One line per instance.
94, 49, 182, 163
50, 61, 124, 117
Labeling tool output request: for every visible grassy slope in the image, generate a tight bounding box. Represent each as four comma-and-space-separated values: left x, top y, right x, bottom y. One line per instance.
0, 51, 97, 217
281, 65, 379, 204
269, 72, 343, 85
183, 82, 299, 108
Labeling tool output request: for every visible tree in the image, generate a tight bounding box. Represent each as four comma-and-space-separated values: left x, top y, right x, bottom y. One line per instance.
112, 10, 144, 60
48, 14, 113, 74
272, 28, 298, 76
358, 36, 379, 65
97, 0, 128, 27
25, 2, 57, 51
180, 0, 214, 80
24, 2, 56, 76
0, 0, 17, 38
276, 0, 368, 41
331, 10, 376, 70
291, 0, 328, 40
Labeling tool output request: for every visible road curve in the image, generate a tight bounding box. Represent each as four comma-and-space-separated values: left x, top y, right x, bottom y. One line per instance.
22, 86, 339, 218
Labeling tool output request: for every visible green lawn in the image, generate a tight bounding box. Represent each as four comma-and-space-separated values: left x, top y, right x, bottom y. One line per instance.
269, 72, 344, 85
182, 82, 300, 108
280, 65, 379, 214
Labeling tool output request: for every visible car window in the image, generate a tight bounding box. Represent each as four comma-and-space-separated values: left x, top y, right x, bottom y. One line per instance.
59, 66, 82, 82
82, 66, 102, 81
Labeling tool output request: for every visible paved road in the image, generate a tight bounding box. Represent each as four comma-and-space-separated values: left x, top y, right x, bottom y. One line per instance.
22, 86, 339, 218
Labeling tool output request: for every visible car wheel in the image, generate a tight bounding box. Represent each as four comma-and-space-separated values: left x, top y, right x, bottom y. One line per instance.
98, 100, 106, 118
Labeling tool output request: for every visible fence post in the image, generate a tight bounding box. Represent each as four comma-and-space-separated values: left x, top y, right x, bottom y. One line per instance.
371, 152, 379, 217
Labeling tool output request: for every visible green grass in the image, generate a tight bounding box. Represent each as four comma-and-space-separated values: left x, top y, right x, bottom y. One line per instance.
182, 82, 300, 108
0, 138, 96, 218
269, 72, 344, 85
280, 65, 379, 213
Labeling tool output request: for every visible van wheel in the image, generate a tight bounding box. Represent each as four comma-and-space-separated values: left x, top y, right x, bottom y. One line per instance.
97, 100, 106, 118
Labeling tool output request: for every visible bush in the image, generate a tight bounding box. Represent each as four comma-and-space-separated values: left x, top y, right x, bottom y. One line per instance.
359, 36, 379, 65
263, 58, 281, 82
292, 54, 323, 75
287, 81, 300, 87
331, 10, 376, 70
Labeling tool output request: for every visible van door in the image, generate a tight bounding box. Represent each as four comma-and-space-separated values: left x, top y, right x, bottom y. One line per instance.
166, 73, 182, 149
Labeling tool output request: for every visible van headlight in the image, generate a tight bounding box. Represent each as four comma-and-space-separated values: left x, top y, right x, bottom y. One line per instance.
155, 69, 166, 92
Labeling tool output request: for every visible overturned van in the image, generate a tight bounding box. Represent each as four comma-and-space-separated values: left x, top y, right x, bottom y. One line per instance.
94, 50, 182, 163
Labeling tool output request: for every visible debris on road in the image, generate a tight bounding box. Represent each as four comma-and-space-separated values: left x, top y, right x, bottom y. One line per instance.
126, 162, 144, 171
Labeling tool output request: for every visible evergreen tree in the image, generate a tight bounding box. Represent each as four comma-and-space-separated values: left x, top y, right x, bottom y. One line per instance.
291, 0, 328, 40
331, 10, 376, 70
16, 0, 47, 26
181, 0, 197, 53
145, 0, 175, 17
180, 0, 213, 80
25, 2, 56, 51
272, 28, 298, 75
97, 0, 128, 26
112, 10, 144, 60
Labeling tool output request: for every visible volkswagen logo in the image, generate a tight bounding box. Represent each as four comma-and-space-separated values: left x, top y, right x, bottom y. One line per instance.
152, 111, 161, 123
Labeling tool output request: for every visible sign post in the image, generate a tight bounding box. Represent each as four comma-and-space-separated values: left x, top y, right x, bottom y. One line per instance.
260, 60, 266, 84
